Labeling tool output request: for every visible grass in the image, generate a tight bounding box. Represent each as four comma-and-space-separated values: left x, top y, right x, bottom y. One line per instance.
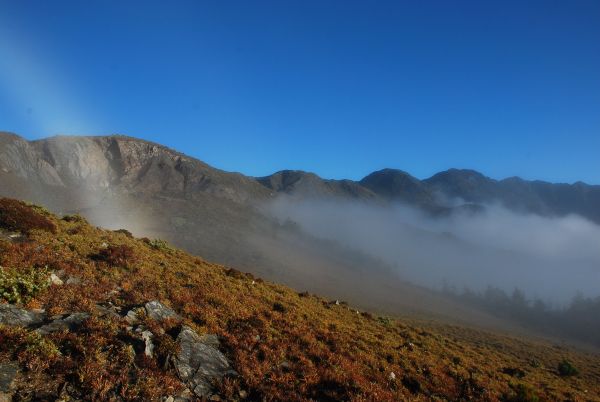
0, 197, 599, 401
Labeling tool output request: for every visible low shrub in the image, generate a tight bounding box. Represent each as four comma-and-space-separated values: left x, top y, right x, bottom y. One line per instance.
147, 238, 172, 252
95, 244, 137, 268
504, 383, 540, 402
557, 359, 578, 377
114, 228, 133, 238
0, 198, 56, 234
62, 214, 88, 223
0, 265, 50, 304
273, 302, 287, 313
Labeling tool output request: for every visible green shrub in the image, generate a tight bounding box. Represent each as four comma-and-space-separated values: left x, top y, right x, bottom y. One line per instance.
147, 238, 172, 251
0, 266, 50, 304
557, 359, 578, 377
504, 383, 539, 402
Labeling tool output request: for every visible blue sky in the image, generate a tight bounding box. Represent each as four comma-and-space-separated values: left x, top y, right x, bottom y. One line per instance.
0, 1, 599, 183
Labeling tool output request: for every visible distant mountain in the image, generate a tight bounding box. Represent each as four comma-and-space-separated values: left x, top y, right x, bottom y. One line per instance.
424, 168, 600, 222
358, 168, 440, 211
257, 169, 378, 200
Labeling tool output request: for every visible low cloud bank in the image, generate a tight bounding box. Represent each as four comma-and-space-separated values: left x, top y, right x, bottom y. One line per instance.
266, 198, 600, 304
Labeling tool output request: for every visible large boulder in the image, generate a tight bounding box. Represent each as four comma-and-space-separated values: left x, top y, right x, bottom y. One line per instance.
0, 304, 44, 327
173, 326, 236, 398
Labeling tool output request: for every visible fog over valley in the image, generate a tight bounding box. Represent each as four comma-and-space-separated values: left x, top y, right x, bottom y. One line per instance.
266, 197, 600, 304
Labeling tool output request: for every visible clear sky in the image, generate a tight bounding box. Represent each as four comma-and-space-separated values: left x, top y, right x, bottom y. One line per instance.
0, 1, 599, 183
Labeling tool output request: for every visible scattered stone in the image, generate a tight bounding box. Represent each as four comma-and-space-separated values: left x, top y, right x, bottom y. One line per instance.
49, 273, 64, 286
144, 301, 181, 322
66, 276, 81, 285
107, 286, 122, 296
389, 372, 396, 381
238, 390, 248, 399
125, 308, 141, 324
0, 304, 45, 327
142, 330, 154, 358
95, 304, 121, 319
36, 312, 90, 334
173, 326, 236, 398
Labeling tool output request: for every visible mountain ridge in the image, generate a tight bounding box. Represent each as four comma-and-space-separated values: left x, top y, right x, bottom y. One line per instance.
3, 131, 599, 223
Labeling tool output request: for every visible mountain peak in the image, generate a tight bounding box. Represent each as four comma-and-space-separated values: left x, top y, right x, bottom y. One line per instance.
359, 168, 435, 205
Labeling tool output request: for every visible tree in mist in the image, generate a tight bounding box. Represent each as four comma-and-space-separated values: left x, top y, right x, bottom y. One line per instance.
442, 285, 600, 347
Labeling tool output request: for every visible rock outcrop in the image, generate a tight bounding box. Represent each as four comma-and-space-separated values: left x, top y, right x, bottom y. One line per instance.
173, 326, 236, 398
0, 304, 44, 327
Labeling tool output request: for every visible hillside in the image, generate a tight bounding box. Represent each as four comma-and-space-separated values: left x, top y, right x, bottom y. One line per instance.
0, 198, 599, 401
0, 132, 545, 329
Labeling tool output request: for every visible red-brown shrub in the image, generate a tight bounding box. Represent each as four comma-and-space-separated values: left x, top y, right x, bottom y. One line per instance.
95, 244, 137, 267
0, 198, 56, 234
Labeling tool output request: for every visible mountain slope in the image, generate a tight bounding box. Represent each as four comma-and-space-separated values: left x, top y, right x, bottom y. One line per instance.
2, 132, 600, 336
3, 132, 498, 328
0, 199, 598, 401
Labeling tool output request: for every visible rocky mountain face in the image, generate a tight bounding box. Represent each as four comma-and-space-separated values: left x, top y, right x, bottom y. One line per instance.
0, 133, 269, 206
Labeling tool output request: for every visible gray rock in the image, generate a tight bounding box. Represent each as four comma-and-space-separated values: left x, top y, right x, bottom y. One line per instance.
142, 330, 154, 358
94, 304, 121, 319
198, 334, 220, 348
49, 273, 63, 286
144, 301, 181, 322
173, 326, 236, 398
0, 304, 45, 327
125, 308, 141, 324
0, 362, 18, 401
36, 312, 90, 334
125, 301, 180, 324
66, 276, 81, 285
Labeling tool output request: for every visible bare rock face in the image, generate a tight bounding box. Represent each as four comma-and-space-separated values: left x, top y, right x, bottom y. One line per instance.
0, 362, 18, 402
173, 326, 236, 398
0, 304, 45, 327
